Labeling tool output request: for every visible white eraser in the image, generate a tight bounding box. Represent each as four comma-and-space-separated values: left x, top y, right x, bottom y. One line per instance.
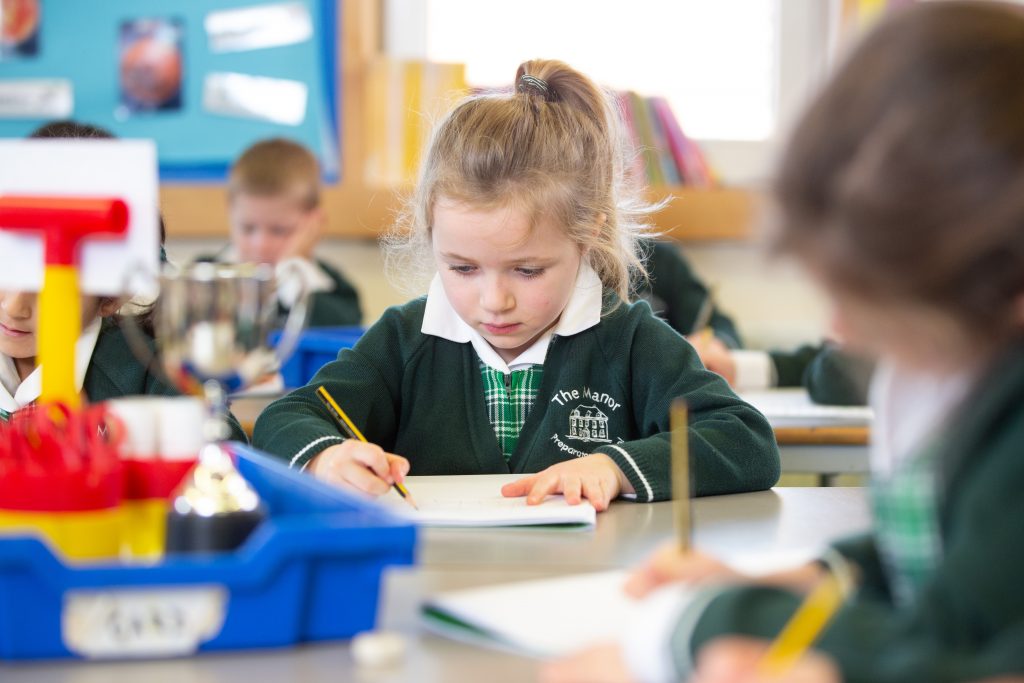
350, 630, 406, 668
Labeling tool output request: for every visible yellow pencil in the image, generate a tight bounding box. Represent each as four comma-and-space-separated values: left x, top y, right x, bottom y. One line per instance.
670, 398, 691, 552
757, 572, 846, 676
315, 385, 418, 510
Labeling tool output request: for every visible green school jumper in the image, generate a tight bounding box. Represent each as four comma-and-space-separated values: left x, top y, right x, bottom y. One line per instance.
196, 252, 362, 327
674, 342, 1024, 682
636, 239, 744, 349
253, 295, 780, 500
84, 318, 176, 402
771, 343, 875, 406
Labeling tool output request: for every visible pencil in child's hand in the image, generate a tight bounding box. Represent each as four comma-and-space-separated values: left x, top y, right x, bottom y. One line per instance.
689, 291, 716, 337
757, 571, 847, 677
670, 398, 691, 553
315, 385, 418, 510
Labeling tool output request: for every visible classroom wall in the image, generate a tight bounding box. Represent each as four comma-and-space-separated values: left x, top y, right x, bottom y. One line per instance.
166, 236, 830, 351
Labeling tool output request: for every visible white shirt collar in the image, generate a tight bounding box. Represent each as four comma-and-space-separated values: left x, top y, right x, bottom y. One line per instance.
868, 360, 975, 477
421, 262, 604, 374
0, 318, 103, 413
220, 245, 242, 263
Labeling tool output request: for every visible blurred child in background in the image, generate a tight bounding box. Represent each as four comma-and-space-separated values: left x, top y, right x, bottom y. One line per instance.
545, 3, 1024, 681
201, 137, 362, 328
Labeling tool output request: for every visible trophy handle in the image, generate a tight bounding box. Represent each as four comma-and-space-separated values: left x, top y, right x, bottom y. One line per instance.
272, 261, 311, 367
119, 262, 196, 396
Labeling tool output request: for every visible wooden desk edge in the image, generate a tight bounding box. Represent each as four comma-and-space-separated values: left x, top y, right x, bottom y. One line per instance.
773, 426, 870, 446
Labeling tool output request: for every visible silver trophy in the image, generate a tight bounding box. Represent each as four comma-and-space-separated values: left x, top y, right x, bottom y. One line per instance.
132, 261, 307, 552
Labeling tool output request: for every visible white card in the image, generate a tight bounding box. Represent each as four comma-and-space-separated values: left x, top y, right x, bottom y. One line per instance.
0, 79, 73, 119
205, 2, 313, 53
0, 139, 159, 296
63, 585, 227, 658
202, 72, 308, 126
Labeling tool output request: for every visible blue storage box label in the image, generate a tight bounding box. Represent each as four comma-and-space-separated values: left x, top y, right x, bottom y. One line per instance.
62, 585, 227, 658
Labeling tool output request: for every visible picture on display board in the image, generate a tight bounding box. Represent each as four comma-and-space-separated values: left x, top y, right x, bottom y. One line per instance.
0, 0, 41, 59
118, 17, 184, 115
0, 0, 340, 180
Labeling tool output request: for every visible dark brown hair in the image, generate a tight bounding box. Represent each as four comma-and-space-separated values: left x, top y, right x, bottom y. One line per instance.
774, 1, 1024, 345
385, 59, 656, 301
30, 120, 115, 139
228, 137, 320, 210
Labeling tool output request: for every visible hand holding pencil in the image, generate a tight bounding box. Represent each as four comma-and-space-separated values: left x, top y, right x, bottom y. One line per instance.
692, 637, 841, 683
308, 386, 418, 508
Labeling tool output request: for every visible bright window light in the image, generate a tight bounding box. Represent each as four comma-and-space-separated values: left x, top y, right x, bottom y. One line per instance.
422, 0, 779, 141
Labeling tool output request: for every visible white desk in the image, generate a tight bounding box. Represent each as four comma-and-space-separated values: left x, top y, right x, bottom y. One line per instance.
0, 487, 869, 683
741, 389, 872, 483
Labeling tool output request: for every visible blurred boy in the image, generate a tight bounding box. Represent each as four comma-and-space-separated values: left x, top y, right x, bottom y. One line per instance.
202, 138, 362, 327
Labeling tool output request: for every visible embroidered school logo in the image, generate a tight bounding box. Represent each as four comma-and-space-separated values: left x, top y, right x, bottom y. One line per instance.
567, 404, 611, 444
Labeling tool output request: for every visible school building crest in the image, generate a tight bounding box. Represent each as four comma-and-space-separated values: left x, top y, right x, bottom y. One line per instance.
567, 404, 611, 444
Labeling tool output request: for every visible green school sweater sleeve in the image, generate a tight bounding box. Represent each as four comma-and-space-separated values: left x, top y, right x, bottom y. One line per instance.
593, 307, 779, 500
803, 344, 874, 406
767, 343, 874, 405
828, 532, 891, 601
768, 344, 822, 387
252, 302, 417, 468
640, 240, 744, 348
681, 417, 1024, 683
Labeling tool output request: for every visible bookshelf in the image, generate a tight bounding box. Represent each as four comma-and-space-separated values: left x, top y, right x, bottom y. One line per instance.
159, 0, 757, 242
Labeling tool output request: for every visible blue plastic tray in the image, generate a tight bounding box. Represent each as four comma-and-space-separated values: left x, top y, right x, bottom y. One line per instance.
273, 326, 365, 388
0, 444, 416, 660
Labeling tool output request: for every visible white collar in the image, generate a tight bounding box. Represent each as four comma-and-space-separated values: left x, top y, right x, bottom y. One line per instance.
421, 262, 603, 374
220, 245, 242, 263
868, 360, 976, 477
0, 318, 103, 413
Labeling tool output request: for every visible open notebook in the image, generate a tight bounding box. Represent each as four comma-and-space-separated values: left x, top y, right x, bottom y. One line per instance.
377, 474, 596, 528
422, 550, 819, 658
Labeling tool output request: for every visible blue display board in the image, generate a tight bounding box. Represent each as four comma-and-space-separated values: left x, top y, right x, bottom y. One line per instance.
0, 0, 340, 181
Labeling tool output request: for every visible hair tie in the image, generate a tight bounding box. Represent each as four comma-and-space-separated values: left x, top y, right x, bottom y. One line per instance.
517, 74, 551, 100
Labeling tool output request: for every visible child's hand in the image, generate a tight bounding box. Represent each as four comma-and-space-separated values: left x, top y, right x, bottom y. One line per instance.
540, 643, 636, 683
500, 453, 633, 512
625, 543, 746, 598
308, 440, 409, 496
687, 332, 737, 386
693, 637, 841, 683
280, 209, 324, 261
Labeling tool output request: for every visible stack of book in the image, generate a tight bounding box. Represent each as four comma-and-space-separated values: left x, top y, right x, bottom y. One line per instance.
617, 91, 716, 188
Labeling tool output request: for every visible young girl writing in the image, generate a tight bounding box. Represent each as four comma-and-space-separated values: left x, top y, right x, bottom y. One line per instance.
545, 2, 1024, 681
253, 60, 779, 508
